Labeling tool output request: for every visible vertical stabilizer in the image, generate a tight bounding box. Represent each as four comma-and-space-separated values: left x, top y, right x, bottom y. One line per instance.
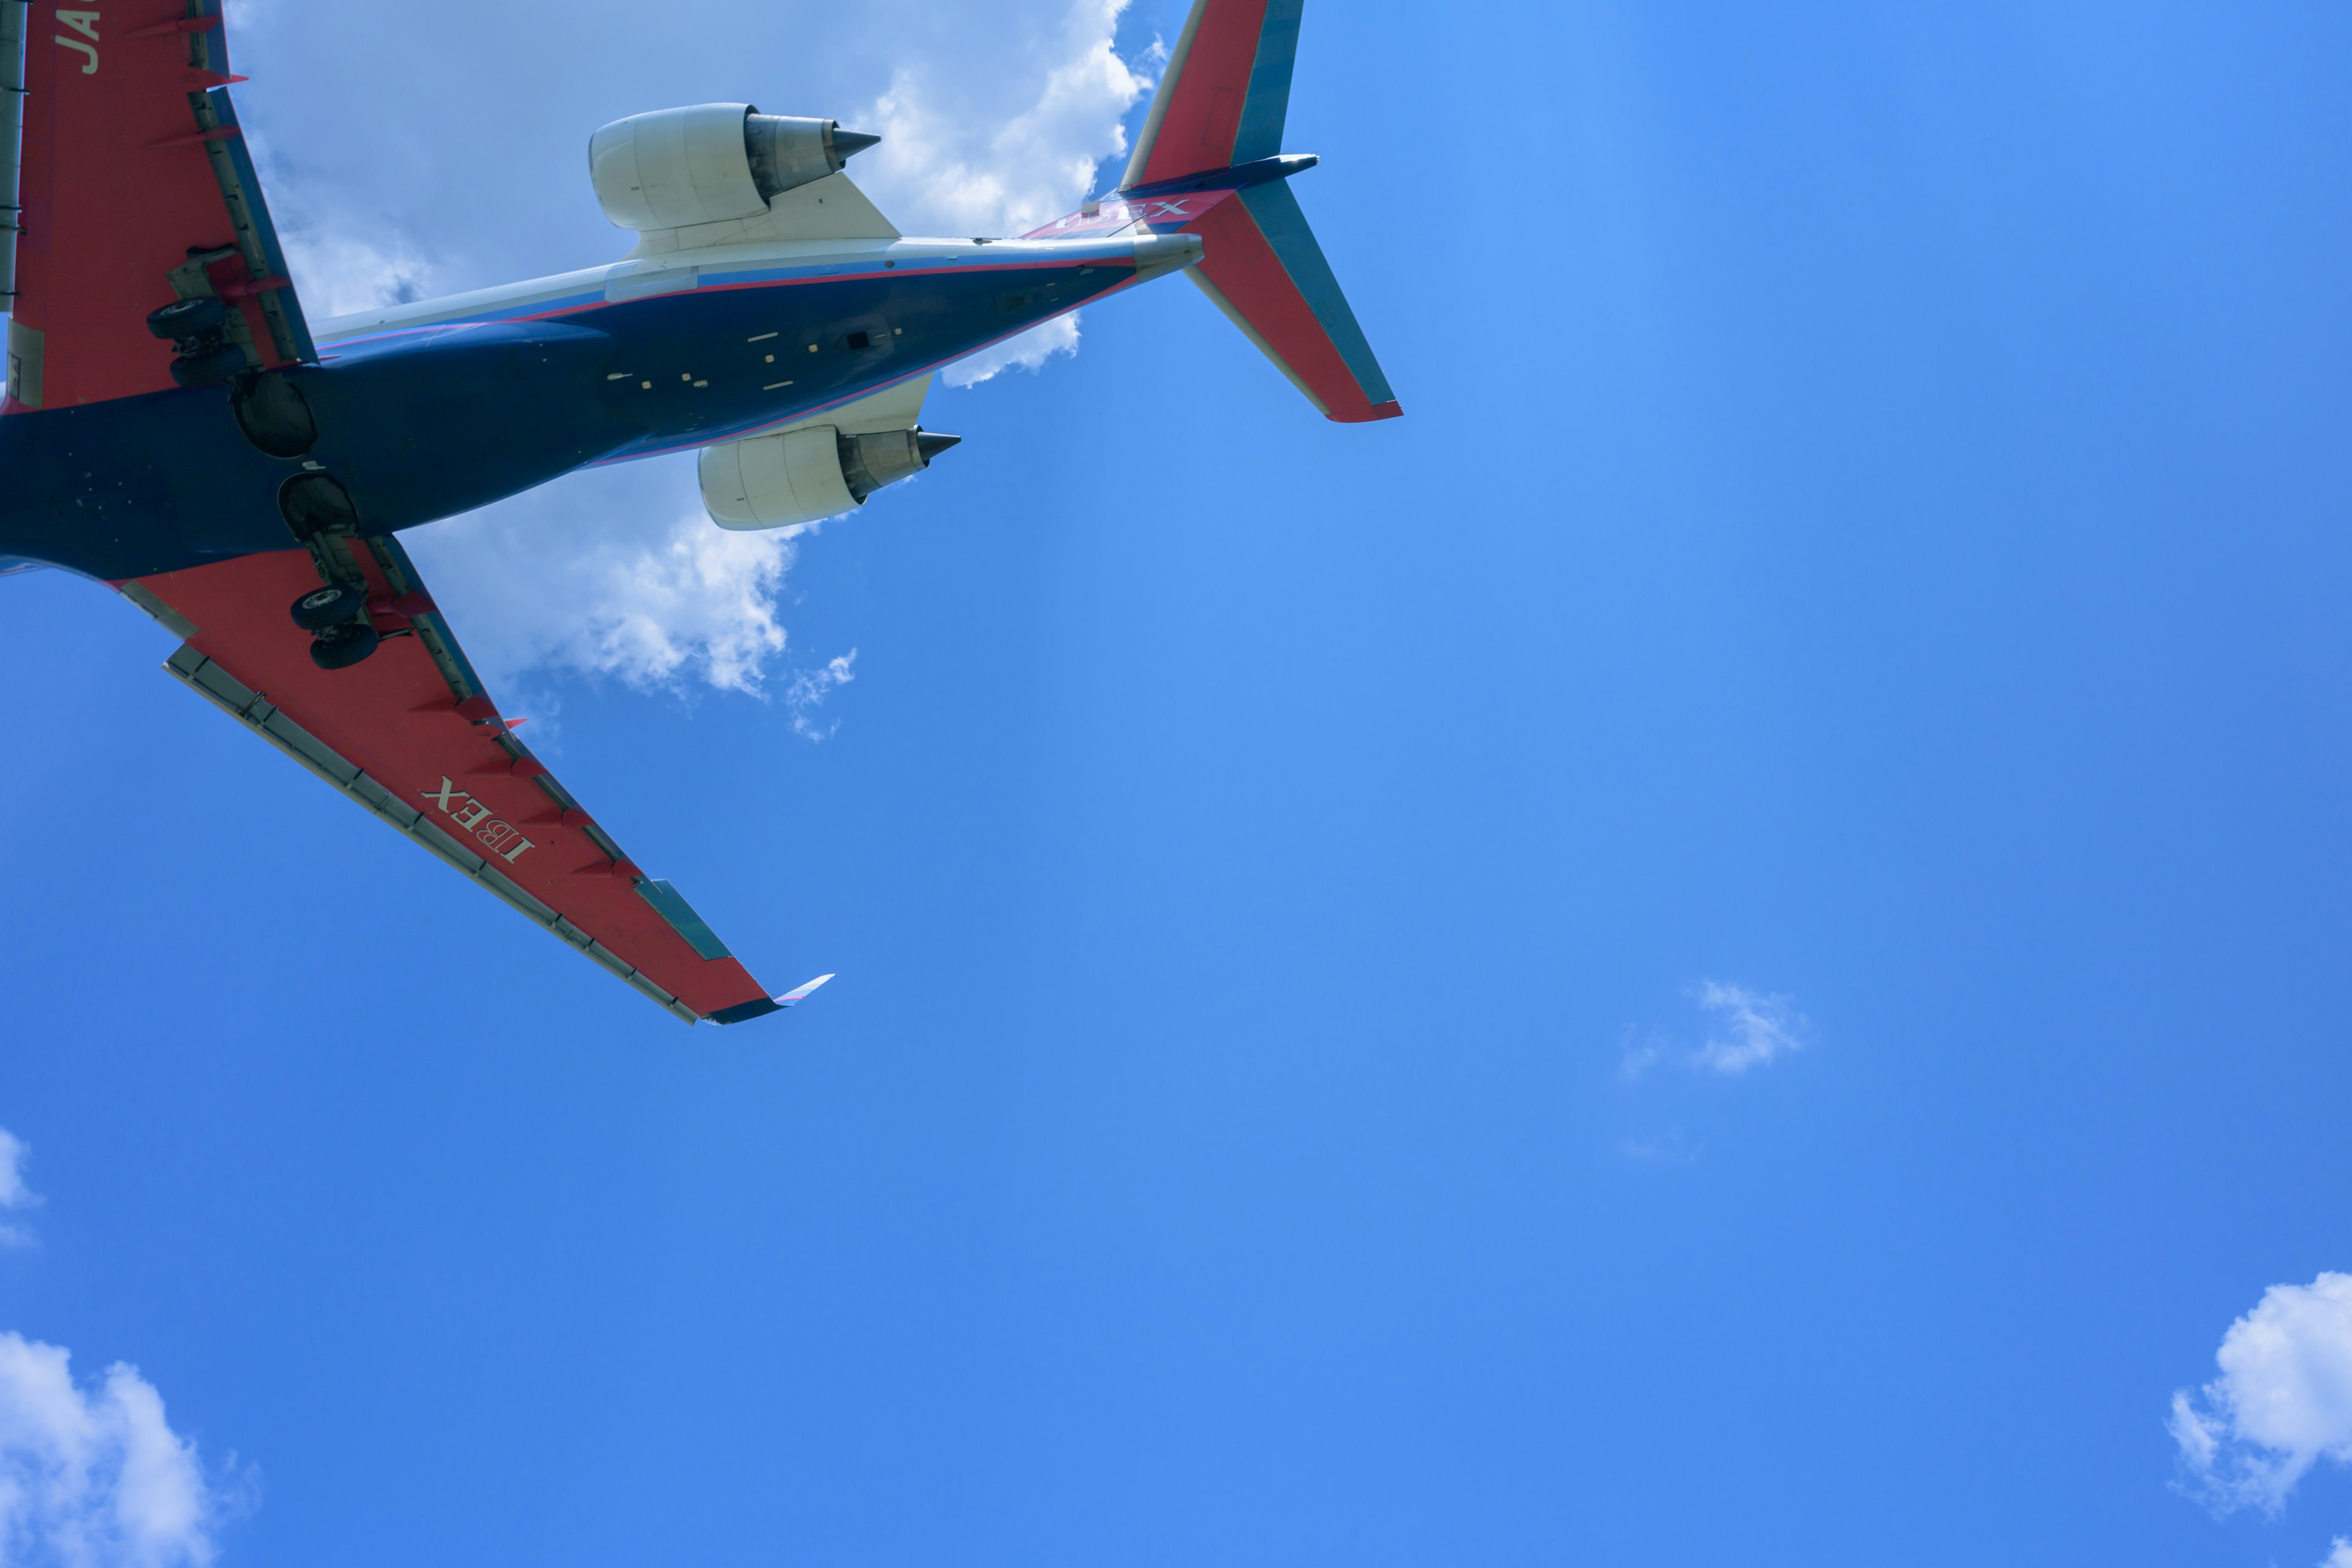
1123, 0, 1303, 190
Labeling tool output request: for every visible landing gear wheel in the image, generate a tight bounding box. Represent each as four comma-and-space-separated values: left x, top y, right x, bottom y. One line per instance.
146, 296, 225, 341
170, 342, 248, 388
308, 621, 380, 671
290, 582, 367, 631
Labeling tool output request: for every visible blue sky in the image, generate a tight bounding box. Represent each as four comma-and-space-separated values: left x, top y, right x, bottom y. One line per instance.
4, 1, 2352, 1563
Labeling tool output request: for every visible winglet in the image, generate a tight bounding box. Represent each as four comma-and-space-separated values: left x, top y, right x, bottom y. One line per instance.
777, 973, 835, 1007
707, 973, 835, 1026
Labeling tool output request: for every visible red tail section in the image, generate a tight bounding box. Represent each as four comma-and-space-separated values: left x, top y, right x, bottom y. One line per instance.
1123, 0, 1303, 187
1114, 0, 1399, 423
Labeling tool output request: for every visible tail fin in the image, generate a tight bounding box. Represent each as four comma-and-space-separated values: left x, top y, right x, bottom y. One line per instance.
1123, 0, 1400, 423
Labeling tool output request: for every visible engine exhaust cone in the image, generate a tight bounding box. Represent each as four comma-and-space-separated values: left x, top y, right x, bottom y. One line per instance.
915, 431, 962, 462
831, 129, 882, 160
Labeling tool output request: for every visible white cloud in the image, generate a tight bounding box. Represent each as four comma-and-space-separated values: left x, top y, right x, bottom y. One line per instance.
0, 1131, 40, 1249
401, 457, 796, 699
2324, 1539, 2352, 1568
856, 0, 1152, 389
1689, 982, 1807, 1075
854, 0, 1150, 240
278, 227, 434, 319
785, 651, 859, 741
1618, 983, 1809, 1079
2171, 1272, 2352, 1515
0, 1333, 227, 1568
942, 315, 1082, 388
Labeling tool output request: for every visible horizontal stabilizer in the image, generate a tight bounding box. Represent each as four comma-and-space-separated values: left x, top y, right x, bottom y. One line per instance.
1182, 179, 1398, 423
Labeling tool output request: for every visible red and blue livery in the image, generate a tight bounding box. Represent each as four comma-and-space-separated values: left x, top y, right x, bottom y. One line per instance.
0, 0, 1397, 1022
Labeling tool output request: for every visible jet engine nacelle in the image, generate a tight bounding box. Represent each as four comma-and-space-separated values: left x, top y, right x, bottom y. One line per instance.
589, 104, 880, 231
701, 426, 962, 532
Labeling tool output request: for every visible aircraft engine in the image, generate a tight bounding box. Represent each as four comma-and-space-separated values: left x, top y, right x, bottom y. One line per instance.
700, 426, 962, 531
589, 104, 881, 231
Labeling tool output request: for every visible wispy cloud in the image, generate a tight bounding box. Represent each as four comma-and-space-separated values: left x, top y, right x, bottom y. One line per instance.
1619, 982, 1811, 1079
1615, 1027, 1670, 1081
2170, 1272, 2352, 1515
0, 1333, 237, 1568
0, 1130, 42, 1249
785, 651, 859, 741
2324, 1539, 2352, 1568
1689, 982, 1808, 1075
1616, 1128, 1700, 1165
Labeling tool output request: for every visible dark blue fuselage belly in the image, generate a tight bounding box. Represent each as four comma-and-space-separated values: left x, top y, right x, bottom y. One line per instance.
0, 259, 1112, 581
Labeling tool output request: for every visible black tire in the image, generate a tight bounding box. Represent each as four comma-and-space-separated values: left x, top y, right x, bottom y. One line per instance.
170, 342, 248, 388
146, 296, 226, 341
289, 582, 367, 631
308, 622, 380, 671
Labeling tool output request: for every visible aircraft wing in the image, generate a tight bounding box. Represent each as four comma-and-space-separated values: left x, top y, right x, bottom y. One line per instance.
121, 542, 798, 1025
7, 0, 315, 411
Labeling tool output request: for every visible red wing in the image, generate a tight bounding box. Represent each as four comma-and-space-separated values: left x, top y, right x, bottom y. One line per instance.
122, 544, 788, 1025
8, 0, 315, 412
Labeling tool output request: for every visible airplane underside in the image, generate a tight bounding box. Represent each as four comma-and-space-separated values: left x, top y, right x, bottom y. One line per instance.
0, 0, 1398, 1022
0, 255, 1134, 582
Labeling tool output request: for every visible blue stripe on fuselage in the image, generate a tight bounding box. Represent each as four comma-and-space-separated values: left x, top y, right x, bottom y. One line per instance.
0, 246, 1138, 581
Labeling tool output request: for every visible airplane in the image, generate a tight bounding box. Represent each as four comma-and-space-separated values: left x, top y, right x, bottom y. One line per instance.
0, 0, 1399, 1024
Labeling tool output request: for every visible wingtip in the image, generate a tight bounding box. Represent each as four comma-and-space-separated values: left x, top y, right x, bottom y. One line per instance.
777, 973, 836, 1008
706, 974, 832, 1025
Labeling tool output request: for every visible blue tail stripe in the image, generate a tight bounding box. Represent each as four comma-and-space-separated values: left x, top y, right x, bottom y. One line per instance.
1236, 179, 1395, 405
1231, 0, 1306, 167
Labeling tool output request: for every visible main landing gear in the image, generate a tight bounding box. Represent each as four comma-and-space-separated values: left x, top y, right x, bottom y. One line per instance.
287, 575, 380, 672
289, 582, 381, 671
290, 581, 379, 671
144, 295, 247, 388
290, 582, 367, 630
306, 619, 381, 671
277, 475, 383, 671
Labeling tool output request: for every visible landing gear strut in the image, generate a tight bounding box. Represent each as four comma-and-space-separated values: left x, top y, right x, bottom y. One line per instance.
277, 473, 382, 671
